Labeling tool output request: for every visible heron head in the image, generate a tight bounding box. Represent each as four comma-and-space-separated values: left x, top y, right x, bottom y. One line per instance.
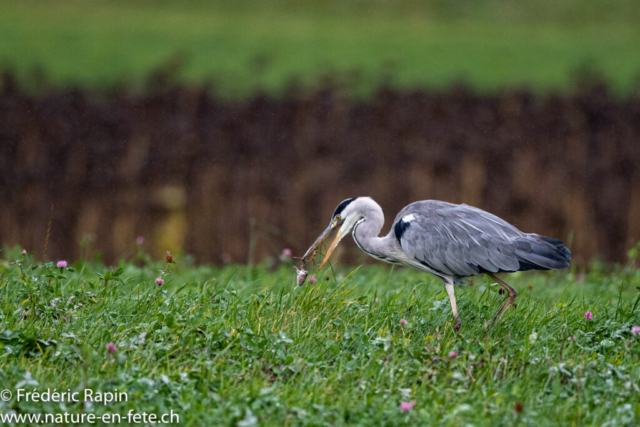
303, 197, 364, 271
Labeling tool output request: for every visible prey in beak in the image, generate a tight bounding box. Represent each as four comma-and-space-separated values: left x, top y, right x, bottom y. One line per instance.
302, 218, 344, 271
300, 197, 359, 275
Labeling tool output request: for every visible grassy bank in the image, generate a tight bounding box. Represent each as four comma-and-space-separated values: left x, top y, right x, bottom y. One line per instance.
1, 247, 640, 425
1, 1, 639, 96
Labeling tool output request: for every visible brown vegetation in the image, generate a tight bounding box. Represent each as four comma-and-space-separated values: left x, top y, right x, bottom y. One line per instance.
1, 73, 639, 265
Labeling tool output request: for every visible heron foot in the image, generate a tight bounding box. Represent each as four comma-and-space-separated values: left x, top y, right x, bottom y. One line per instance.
454, 317, 462, 332
487, 272, 517, 323
493, 294, 517, 322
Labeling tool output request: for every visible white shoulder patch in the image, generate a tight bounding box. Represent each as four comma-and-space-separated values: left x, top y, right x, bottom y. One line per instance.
402, 214, 416, 222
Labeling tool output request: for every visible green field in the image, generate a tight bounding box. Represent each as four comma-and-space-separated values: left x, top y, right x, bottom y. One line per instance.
1, 0, 640, 96
1, 247, 640, 425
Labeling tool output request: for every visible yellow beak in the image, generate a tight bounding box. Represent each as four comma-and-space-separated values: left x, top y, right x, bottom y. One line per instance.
303, 219, 343, 269
318, 229, 343, 271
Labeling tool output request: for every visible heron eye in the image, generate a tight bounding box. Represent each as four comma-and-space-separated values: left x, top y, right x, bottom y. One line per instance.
335, 215, 342, 221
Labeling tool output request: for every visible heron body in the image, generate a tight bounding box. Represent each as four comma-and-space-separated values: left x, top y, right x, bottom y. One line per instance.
303, 197, 571, 330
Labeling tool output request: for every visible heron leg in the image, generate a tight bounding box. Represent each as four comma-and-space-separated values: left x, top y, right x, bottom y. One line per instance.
487, 272, 517, 322
444, 277, 461, 332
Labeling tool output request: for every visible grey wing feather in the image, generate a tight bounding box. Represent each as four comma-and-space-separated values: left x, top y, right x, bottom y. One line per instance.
392, 201, 570, 277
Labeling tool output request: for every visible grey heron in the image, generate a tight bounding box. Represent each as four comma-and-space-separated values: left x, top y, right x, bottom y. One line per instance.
302, 197, 571, 330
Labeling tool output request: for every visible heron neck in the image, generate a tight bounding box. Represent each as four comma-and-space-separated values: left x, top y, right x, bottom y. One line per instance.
352, 208, 387, 259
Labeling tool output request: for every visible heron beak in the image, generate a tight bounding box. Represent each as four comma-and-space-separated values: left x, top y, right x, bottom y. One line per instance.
303, 220, 340, 261
318, 228, 343, 271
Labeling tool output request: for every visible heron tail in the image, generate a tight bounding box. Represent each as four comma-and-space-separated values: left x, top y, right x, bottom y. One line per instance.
515, 235, 571, 271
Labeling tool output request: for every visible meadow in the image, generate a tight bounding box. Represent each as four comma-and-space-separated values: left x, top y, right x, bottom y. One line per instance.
1, 0, 640, 96
1, 246, 640, 425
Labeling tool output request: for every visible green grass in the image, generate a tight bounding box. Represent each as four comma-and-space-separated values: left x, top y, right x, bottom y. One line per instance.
1, 0, 640, 96
1, 247, 640, 425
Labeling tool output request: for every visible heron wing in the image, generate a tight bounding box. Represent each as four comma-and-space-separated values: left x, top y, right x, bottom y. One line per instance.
392, 201, 527, 277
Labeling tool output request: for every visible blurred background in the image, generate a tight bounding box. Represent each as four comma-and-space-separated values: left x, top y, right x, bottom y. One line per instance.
1, 0, 639, 266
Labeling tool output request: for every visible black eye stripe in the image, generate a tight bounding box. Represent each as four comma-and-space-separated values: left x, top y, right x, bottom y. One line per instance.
332, 198, 357, 218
